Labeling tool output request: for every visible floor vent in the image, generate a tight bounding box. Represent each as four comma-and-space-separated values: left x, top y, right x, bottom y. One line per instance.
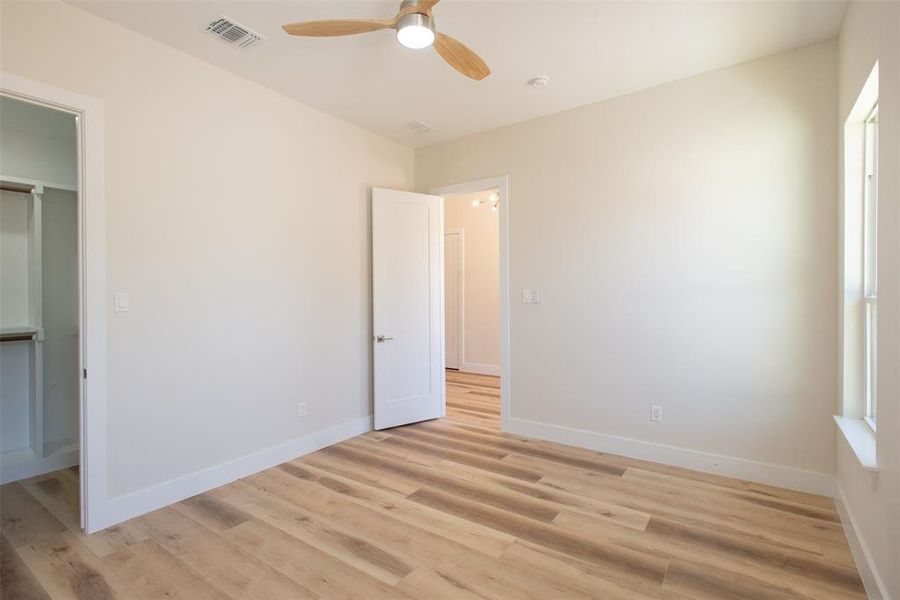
406, 121, 433, 134
207, 16, 264, 49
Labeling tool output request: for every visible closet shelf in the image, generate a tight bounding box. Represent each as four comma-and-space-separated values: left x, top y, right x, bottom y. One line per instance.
0, 325, 44, 342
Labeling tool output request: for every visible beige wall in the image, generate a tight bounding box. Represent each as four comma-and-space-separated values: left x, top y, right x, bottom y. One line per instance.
444, 191, 501, 373
417, 41, 839, 480
837, 2, 900, 597
0, 1, 413, 498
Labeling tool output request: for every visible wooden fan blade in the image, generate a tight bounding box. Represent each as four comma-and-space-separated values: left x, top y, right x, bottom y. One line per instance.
434, 33, 490, 80
282, 19, 394, 37
418, 0, 441, 13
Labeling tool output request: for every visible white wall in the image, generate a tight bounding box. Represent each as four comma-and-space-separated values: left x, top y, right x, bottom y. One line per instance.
0, 189, 30, 327
0, 339, 30, 453
0, 95, 76, 187
417, 41, 839, 488
837, 2, 900, 598
0, 190, 32, 455
445, 191, 500, 374
1, 0, 413, 502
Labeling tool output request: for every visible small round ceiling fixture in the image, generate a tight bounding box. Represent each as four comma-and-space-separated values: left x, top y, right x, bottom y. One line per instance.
396, 13, 435, 49
528, 76, 550, 89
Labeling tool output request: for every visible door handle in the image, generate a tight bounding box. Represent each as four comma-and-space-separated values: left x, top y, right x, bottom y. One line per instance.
375, 335, 394, 343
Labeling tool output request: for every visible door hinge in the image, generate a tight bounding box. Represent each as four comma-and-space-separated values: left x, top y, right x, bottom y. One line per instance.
83, 368, 87, 379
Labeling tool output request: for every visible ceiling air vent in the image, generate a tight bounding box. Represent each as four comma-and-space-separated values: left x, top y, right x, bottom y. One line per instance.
206, 16, 265, 49
406, 121, 433, 134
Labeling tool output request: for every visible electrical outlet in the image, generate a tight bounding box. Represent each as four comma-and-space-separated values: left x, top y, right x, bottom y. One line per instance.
650, 405, 663, 422
298, 402, 308, 417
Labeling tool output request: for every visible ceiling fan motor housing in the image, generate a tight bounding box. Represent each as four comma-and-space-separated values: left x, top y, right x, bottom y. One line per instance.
396, 13, 434, 35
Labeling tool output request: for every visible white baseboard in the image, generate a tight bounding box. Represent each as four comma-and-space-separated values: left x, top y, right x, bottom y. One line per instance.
92, 415, 372, 532
834, 483, 889, 599
504, 417, 834, 496
460, 362, 501, 376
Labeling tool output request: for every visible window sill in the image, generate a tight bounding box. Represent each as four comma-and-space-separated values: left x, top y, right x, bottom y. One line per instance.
834, 416, 879, 472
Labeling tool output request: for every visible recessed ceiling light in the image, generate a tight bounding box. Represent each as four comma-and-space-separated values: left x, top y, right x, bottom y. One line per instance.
528, 76, 550, 89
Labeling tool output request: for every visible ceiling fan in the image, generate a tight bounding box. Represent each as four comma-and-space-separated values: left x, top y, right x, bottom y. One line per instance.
282, 0, 490, 81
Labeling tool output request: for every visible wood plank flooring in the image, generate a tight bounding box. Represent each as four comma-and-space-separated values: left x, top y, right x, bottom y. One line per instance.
1, 370, 865, 599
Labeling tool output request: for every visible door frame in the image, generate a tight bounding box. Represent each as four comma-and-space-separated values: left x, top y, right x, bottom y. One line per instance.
1, 73, 107, 533
429, 176, 510, 429
443, 228, 464, 370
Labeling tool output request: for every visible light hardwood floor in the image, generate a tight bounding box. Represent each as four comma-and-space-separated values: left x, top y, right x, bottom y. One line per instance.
1, 371, 865, 599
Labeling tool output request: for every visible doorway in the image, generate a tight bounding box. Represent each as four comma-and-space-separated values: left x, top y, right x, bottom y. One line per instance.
433, 177, 509, 430
0, 73, 105, 533
0, 96, 81, 527
369, 177, 509, 433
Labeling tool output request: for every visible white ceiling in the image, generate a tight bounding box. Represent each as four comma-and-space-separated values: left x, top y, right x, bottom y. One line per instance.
71, 1, 847, 148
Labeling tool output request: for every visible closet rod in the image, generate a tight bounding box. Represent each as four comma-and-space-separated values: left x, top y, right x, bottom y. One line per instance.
0, 184, 34, 194
0, 334, 35, 343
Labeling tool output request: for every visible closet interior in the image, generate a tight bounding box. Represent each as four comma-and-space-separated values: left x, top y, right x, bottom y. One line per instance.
0, 95, 80, 485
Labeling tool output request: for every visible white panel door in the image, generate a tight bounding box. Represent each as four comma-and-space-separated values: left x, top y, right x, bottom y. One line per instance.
372, 188, 444, 430
444, 232, 461, 369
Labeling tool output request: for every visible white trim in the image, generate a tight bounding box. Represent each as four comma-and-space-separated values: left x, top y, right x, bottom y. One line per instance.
459, 362, 501, 376
505, 417, 835, 496
1, 72, 107, 533
28, 187, 43, 335
834, 415, 879, 472
834, 483, 889, 599
96, 416, 372, 531
429, 176, 510, 429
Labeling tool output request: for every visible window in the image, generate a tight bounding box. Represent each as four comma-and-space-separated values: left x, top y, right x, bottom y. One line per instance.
839, 64, 878, 468
863, 103, 878, 430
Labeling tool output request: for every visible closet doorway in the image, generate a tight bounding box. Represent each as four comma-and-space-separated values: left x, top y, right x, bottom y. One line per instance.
0, 96, 82, 528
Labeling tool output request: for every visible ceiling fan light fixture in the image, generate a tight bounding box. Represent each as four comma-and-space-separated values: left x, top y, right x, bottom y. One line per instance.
396, 13, 435, 49
282, 0, 490, 80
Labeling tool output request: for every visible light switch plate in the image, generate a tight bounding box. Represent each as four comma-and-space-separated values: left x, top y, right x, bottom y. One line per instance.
522, 288, 541, 304
114, 292, 129, 312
